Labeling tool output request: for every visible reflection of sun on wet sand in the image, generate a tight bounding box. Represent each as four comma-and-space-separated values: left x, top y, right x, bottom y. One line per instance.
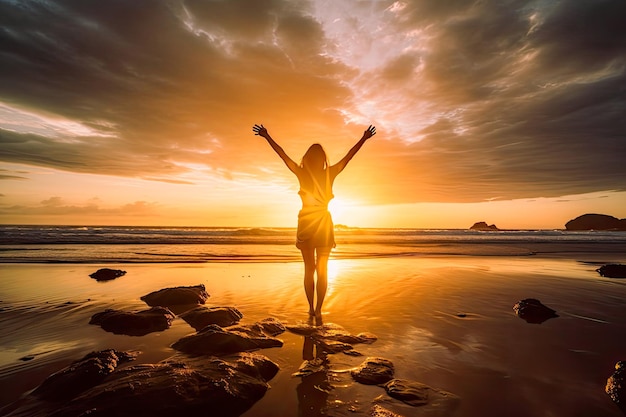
2, 253, 626, 416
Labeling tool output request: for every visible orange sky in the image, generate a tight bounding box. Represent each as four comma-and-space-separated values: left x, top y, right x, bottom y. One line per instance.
1, 1, 625, 229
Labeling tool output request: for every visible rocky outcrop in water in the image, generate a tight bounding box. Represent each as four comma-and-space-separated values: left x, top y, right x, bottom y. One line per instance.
384, 378, 460, 408
89, 268, 126, 281
565, 213, 626, 231
180, 306, 243, 330
172, 322, 283, 355
141, 284, 209, 307
597, 264, 626, 278
606, 361, 626, 413
286, 322, 377, 355
469, 221, 499, 231
5, 350, 278, 417
370, 405, 405, 417
351, 357, 395, 385
31, 349, 137, 402
89, 307, 175, 336
513, 298, 559, 324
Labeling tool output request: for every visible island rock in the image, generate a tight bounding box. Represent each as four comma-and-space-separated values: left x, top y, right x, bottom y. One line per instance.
597, 264, 626, 278
141, 284, 209, 308
180, 306, 243, 330
469, 221, 499, 231
89, 268, 126, 281
89, 307, 175, 336
565, 213, 626, 231
9, 351, 278, 417
513, 298, 558, 324
172, 322, 283, 356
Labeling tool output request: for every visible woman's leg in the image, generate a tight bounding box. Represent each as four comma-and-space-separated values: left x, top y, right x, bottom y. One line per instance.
314, 248, 331, 316
301, 248, 316, 315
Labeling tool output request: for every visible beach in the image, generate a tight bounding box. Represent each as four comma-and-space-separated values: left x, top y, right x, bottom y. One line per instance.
2, 229, 626, 416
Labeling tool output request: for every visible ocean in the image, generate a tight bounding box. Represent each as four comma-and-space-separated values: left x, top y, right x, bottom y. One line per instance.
1, 225, 626, 263
2, 225, 626, 415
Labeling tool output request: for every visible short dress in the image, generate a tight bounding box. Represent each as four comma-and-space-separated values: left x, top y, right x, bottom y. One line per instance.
295, 168, 336, 250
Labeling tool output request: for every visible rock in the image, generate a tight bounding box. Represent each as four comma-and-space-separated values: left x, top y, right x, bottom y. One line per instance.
180, 306, 243, 330
469, 221, 499, 231
606, 361, 626, 413
597, 264, 626, 278
292, 358, 326, 377
89, 307, 175, 336
172, 323, 283, 356
313, 338, 354, 354
13, 352, 278, 417
384, 379, 460, 409
285, 323, 319, 336
286, 322, 377, 355
513, 298, 558, 324
89, 268, 126, 281
351, 357, 395, 385
257, 317, 286, 336
565, 213, 626, 231
370, 404, 405, 417
32, 349, 137, 401
141, 284, 209, 307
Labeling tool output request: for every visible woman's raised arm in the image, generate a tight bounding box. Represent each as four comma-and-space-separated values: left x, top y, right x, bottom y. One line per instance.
331, 125, 376, 176
253, 124, 299, 174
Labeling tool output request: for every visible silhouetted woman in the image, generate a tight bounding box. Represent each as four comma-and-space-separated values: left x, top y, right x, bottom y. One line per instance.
253, 124, 376, 317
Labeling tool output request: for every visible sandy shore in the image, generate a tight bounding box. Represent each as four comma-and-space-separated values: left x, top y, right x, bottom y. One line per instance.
2, 254, 626, 416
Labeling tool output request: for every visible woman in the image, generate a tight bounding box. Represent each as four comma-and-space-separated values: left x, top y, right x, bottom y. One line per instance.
253, 124, 376, 317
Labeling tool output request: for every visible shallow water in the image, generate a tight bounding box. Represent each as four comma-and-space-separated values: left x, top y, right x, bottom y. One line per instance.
1, 256, 626, 416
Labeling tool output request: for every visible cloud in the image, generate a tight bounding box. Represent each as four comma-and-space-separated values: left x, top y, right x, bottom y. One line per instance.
0, 196, 159, 217
0, 168, 28, 180
0, 0, 625, 205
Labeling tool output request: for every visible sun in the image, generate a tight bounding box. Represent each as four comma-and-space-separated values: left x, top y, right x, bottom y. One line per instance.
328, 197, 361, 227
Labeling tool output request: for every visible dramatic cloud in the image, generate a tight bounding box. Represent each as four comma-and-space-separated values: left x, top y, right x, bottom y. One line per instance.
1, 0, 625, 205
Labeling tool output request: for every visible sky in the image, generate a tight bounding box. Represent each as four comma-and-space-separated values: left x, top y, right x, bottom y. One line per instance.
1, 0, 625, 229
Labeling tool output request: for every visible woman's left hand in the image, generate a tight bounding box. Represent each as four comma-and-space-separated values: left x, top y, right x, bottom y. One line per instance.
253, 124, 269, 139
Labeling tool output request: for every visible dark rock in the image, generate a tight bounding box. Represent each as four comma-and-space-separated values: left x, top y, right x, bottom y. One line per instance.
12, 352, 277, 417
285, 323, 319, 336
19, 355, 35, 361
141, 284, 209, 307
89, 268, 126, 281
180, 306, 243, 330
286, 322, 377, 355
606, 361, 626, 413
172, 323, 283, 356
351, 357, 395, 385
89, 307, 175, 336
513, 298, 558, 324
384, 379, 460, 409
257, 317, 286, 336
565, 213, 626, 231
314, 338, 354, 354
32, 349, 137, 401
597, 264, 626, 278
469, 221, 499, 231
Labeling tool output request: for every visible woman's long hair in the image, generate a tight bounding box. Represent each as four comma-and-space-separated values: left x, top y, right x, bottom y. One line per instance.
301, 144, 328, 172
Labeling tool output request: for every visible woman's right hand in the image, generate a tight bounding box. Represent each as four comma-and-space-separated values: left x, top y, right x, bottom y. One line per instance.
253, 124, 269, 138
362, 125, 376, 140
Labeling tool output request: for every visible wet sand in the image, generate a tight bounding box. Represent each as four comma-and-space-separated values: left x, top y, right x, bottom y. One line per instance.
1, 254, 626, 416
